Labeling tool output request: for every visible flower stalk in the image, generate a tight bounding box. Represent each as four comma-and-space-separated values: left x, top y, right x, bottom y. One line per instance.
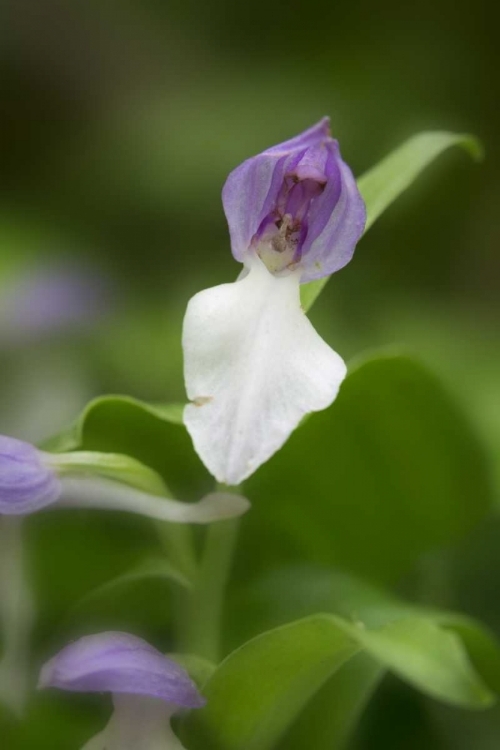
0, 517, 34, 715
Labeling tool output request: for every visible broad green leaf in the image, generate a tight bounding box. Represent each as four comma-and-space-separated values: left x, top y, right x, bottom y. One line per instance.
240, 354, 493, 585
182, 613, 494, 750
183, 615, 359, 750
301, 132, 482, 310
44, 395, 210, 499
230, 566, 500, 750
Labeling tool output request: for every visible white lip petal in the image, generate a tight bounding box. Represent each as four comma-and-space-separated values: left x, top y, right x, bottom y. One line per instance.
56, 477, 249, 524
182, 255, 346, 485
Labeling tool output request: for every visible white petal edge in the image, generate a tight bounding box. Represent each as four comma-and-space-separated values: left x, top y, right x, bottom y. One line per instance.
182, 254, 347, 485
56, 477, 249, 524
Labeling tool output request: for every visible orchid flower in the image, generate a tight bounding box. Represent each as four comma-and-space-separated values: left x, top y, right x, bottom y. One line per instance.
0, 434, 249, 522
39, 632, 205, 750
183, 118, 366, 485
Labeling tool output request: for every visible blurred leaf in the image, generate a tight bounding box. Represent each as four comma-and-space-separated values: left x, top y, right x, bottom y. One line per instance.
182, 612, 494, 750
27, 510, 164, 643
35, 398, 208, 648
301, 132, 483, 309
0, 693, 104, 750
240, 353, 493, 586
44, 395, 210, 499
60, 556, 191, 639
71, 554, 190, 616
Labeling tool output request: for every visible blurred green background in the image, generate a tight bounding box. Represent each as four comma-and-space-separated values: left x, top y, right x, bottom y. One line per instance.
1, 0, 499, 748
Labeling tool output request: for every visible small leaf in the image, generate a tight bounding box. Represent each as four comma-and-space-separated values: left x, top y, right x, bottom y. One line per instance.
182, 613, 494, 750
301, 132, 482, 310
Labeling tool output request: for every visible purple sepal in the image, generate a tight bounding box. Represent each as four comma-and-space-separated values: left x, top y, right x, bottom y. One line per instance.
222, 117, 366, 282
0, 436, 61, 515
39, 632, 206, 709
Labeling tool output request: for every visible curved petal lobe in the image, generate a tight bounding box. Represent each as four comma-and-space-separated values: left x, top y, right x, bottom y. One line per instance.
183, 256, 346, 484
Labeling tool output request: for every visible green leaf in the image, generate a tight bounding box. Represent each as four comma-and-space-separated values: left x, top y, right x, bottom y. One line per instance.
241, 354, 493, 586
63, 556, 191, 637
277, 653, 383, 750
71, 555, 191, 615
27, 510, 163, 641
44, 395, 184, 453
182, 613, 494, 750
301, 132, 482, 310
230, 566, 500, 750
44, 395, 210, 499
46, 451, 169, 496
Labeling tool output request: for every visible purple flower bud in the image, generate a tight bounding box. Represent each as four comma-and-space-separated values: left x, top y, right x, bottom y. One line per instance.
0, 436, 61, 515
222, 117, 366, 282
39, 632, 206, 709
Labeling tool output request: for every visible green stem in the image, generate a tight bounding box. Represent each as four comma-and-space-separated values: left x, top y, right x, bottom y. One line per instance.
185, 517, 240, 662
156, 523, 198, 582
155, 522, 198, 649
0, 517, 34, 715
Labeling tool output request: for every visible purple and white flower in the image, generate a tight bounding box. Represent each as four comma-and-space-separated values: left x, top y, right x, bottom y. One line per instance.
39, 631, 205, 750
0, 434, 248, 522
183, 118, 366, 485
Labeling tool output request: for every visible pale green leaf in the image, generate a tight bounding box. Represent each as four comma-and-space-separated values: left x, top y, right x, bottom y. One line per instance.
46, 450, 169, 496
